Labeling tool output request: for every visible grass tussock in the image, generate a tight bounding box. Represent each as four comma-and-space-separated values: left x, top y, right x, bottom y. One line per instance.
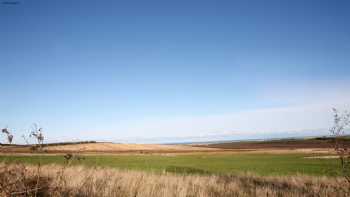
1, 163, 349, 197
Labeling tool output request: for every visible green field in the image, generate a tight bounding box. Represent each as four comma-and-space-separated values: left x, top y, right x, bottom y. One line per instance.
0, 153, 341, 176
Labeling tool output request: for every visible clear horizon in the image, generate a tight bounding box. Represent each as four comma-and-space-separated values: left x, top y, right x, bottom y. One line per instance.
1, 0, 350, 144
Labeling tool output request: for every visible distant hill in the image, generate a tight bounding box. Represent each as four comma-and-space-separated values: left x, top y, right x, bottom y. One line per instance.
194, 136, 350, 149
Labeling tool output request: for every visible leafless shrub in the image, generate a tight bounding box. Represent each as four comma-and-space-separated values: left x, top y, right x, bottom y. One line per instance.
330, 108, 350, 183
29, 123, 44, 150
63, 153, 85, 164
22, 134, 30, 145
1, 127, 13, 144
0, 123, 71, 196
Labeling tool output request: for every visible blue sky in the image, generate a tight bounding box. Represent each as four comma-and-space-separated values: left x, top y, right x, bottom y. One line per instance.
1, 0, 349, 143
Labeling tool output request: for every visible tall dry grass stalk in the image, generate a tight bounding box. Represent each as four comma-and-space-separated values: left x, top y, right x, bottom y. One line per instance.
1, 163, 348, 197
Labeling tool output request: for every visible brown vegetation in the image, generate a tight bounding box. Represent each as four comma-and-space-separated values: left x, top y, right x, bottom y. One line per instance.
1, 164, 349, 197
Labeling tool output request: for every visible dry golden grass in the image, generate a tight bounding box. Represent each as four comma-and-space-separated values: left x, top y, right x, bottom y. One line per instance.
1, 142, 336, 156
2, 163, 349, 197
41, 143, 219, 153
40, 142, 335, 154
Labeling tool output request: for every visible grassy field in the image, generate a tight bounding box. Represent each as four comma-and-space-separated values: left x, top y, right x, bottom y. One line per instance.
3, 164, 348, 197
0, 153, 341, 176
2, 140, 346, 196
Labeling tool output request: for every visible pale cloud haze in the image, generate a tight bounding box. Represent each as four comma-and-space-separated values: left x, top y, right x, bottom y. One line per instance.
63, 84, 349, 143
